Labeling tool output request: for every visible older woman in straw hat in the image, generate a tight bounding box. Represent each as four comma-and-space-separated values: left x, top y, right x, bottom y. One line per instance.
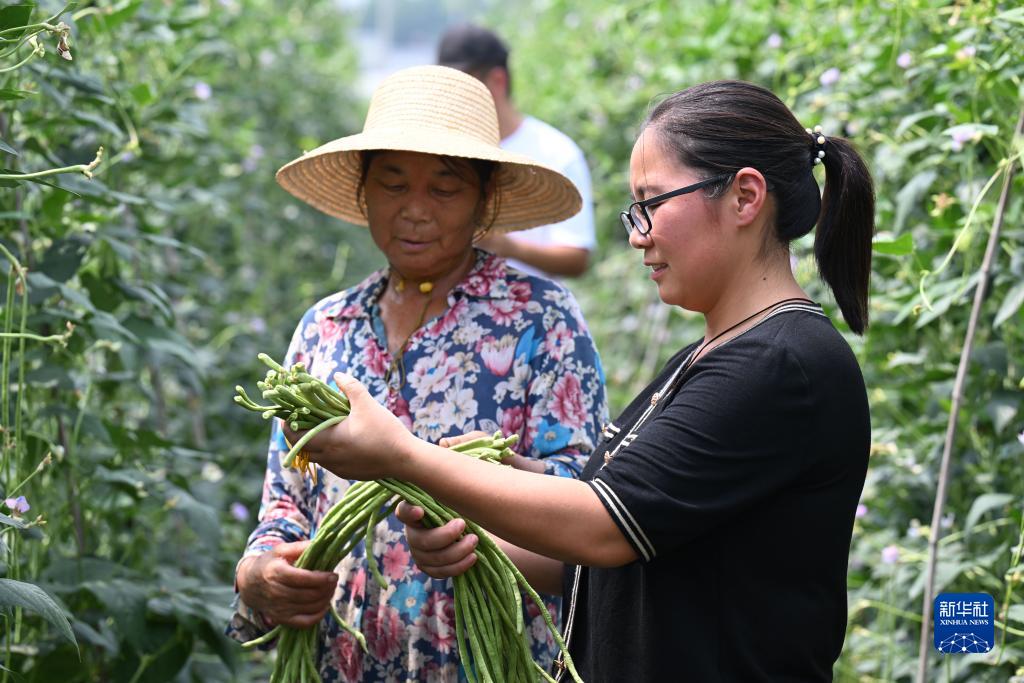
228, 65, 607, 681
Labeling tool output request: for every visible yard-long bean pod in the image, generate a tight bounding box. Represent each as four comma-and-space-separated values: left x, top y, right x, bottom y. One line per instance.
234, 354, 583, 682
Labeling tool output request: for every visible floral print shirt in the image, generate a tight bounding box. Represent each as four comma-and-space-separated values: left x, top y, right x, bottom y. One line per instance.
228, 250, 608, 682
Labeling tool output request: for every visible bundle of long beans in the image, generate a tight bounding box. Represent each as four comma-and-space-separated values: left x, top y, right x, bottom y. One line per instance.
234, 354, 582, 683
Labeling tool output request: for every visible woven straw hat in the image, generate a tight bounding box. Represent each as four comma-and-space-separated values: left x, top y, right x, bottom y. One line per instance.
275, 65, 581, 233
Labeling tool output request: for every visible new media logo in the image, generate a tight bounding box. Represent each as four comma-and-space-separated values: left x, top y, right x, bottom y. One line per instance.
934, 592, 994, 654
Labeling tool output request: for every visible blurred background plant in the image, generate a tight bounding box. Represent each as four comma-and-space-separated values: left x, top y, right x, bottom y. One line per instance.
1, 1, 371, 680
1, 0, 1021, 681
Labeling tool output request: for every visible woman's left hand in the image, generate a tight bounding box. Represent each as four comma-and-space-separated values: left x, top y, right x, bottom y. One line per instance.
283, 372, 414, 481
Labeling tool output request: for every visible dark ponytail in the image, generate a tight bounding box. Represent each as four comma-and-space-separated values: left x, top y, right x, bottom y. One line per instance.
815, 137, 874, 333
645, 80, 875, 334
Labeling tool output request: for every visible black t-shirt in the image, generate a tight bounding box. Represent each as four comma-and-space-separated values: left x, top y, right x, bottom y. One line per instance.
556, 303, 870, 683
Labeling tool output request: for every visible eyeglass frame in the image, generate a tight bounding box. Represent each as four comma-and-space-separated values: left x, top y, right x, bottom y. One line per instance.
620, 173, 734, 237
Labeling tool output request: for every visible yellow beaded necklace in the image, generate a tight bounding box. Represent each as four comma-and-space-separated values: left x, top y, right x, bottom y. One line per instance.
384, 274, 435, 392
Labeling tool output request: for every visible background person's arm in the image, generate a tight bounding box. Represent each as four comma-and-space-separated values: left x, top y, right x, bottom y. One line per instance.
479, 233, 590, 277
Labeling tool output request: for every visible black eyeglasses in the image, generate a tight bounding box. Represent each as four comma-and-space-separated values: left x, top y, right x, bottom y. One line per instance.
620, 173, 734, 236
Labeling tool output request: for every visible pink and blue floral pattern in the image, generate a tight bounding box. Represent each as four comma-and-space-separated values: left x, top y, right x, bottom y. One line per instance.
229, 250, 607, 682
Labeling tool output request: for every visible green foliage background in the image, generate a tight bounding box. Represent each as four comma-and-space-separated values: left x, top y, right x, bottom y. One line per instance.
1, 0, 1022, 681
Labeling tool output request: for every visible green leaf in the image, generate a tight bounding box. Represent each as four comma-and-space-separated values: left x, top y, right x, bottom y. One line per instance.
86, 310, 142, 344
40, 187, 69, 228
0, 88, 35, 100
72, 620, 119, 655
197, 620, 239, 672
995, 280, 1024, 328
98, 0, 142, 32
1009, 604, 1024, 624
994, 7, 1024, 26
964, 493, 1014, 535
894, 109, 942, 138
0, 137, 18, 156
0, 4, 34, 37
0, 512, 27, 529
25, 365, 76, 390
872, 233, 914, 255
80, 271, 125, 312
985, 395, 1018, 434
129, 82, 155, 106
163, 485, 220, 545
39, 235, 91, 283
116, 280, 174, 322
0, 578, 78, 648
894, 170, 937, 233
80, 579, 148, 651
71, 110, 125, 139
122, 315, 199, 365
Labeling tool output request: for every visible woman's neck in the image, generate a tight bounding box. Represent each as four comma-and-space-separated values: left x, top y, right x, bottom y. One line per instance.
385, 250, 476, 305
701, 252, 808, 342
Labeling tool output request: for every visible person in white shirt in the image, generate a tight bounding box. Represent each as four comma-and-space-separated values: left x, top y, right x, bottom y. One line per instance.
438, 23, 596, 278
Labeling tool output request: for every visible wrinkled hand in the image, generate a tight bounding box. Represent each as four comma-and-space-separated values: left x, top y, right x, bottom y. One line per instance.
284, 372, 413, 481
237, 541, 338, 628
396, 501, 478, 579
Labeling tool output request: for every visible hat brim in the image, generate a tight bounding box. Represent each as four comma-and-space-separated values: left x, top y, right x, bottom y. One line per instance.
275, 127, 582, 233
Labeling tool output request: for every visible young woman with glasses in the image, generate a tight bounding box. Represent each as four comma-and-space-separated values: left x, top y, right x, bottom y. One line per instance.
296, 80, 874, 682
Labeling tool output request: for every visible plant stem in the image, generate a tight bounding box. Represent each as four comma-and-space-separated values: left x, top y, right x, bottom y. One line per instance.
126, 635, 179, 683
1, 262, 16, 486
0, 49, 41, 73
994, 511, 1024, 662
0, 147, 104, 180
0, 2, 74, 36
0, 331, 67, 343
915, 107, 1024, 683
5, 454, 51, 497
56, 412, 86, 556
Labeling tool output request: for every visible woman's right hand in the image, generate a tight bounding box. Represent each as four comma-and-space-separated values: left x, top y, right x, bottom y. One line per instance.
396, 501, 479, 579
236, 541, 339, 628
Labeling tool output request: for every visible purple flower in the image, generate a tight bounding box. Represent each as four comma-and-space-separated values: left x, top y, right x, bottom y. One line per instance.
819, 67, 841, 87
767, 33, 783, 49
881, 545, 900, 564
896, 52, 912, 69
855, 503, 868, 518
249, 316, 267, 334
230, 502, 249, 522
193, 82, 212, 101
4, 496, 30, 514
956, 45, 976, 60
242, 145, 266, 173
949, 128, 974, 151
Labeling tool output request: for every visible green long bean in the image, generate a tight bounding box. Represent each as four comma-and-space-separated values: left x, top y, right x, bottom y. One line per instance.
235, 354, 583, 682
